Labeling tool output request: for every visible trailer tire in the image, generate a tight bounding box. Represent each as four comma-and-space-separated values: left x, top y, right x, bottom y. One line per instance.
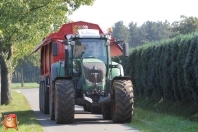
49, 81, 55, 120
40, 81, 45, 113
42, 81, 49, 114
39, 83, 42, 112
111, 80, 134, 123
55, 80, 75, 124
102, 105, 112, 120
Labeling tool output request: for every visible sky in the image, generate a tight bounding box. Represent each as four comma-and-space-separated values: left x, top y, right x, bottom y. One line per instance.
68, 0, 198, 31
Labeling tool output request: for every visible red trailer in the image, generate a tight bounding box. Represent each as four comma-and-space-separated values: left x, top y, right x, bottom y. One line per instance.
31, 21, 123, 78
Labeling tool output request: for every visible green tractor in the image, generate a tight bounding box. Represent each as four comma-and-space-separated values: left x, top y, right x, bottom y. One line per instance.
50, 29, 134, 124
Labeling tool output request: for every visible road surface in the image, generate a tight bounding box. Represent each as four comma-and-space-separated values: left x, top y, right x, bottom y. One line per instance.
17, 88, 140, 132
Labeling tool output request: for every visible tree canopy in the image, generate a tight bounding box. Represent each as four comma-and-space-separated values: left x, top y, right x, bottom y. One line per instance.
0, 0, 94, 104
0, 0, 94, 66
171, 15, 198, 35
112, 15, 198, 48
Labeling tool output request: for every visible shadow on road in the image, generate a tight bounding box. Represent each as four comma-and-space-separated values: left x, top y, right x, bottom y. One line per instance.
31, 110, 114, 127
75, 110, 91, 114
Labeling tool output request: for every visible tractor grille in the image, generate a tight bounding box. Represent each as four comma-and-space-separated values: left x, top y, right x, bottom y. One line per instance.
83, 62, 106, 85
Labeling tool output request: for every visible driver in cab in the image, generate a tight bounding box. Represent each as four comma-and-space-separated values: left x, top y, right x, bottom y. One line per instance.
82, 42, 95, 58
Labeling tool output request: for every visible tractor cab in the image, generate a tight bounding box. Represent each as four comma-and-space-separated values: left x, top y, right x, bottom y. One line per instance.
65, 29, 111, 98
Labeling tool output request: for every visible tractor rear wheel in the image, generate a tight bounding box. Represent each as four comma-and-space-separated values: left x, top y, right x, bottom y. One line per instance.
55, 80, 75, 124
111, 80, 134, 123
102, 105, 112, 120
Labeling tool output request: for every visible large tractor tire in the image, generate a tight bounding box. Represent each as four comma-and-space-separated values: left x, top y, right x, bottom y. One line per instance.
86, 102, 91, 112
83, 102, 91, 112
111, 80, 134, 123
55, 80, 75, 124
102, 105, 112, 120
41, 81, 49, 114
49, 81, 55, 120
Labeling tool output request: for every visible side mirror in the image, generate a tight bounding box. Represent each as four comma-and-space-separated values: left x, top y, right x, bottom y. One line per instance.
123, 43, 129, 56
52, 42, 58, 56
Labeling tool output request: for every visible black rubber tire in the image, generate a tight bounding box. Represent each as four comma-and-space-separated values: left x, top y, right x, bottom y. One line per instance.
91, 105, 102, 114
55, 80, 75, 124
39, 82, 42, 112
86, 102, 91, 112
49, 80, 55, 120
102, 105, 112, 120
83, 105, 87, 111
43, 80, 49, 114
111, 80, 134, 123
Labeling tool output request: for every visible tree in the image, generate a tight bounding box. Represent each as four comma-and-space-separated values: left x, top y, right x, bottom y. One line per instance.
112, 21, 130, 43
13, 53, 40, 83
139, 21, 172, 44
0, 0, 94, 104
171, 15, 198, 35
128, 22, 139, 47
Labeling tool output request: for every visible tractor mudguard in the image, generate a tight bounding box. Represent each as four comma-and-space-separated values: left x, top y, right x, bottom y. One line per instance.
112, 76, 131, 82
111, 62, 124, 78
51, 63, 57, 81
111, 76, 132, 89
51, 62, 65, 81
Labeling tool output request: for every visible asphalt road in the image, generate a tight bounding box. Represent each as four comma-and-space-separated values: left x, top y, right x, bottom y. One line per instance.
17, 88, 140, 132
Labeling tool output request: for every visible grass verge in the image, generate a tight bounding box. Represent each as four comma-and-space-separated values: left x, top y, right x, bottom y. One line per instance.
11, 83, 39, 89
128, 97, 198, 132
0, 91, 43, 132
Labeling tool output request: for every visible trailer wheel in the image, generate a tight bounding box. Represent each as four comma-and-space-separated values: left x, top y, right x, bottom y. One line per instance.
39, 81, 45, 113
39, 82, 42, 112
49, 81, 55, 120
111, 80, 134, 123
42, 80, 49, 114
102, 105, 112, 120
55, 80, 75, 124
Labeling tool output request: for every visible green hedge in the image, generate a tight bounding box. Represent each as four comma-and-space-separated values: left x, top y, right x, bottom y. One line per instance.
123, 33, 198, 102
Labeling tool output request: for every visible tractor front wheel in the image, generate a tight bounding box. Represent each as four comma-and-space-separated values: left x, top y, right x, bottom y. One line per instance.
111, 80, 134, 123
55, 80, 75, 124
